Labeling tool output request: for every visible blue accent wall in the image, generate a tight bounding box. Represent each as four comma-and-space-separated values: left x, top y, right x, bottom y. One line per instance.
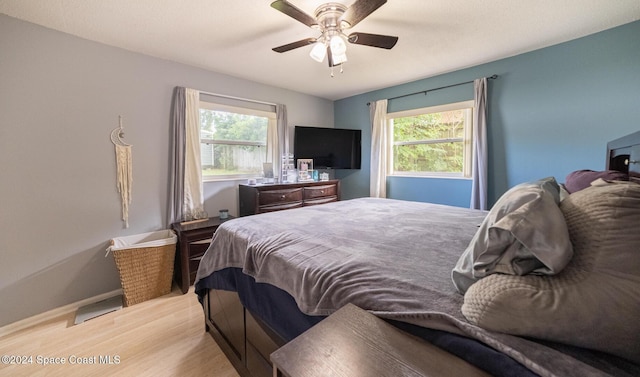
334, 20, 640, 207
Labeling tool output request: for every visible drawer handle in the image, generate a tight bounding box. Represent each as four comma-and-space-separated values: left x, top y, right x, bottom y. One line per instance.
320, 190, 324, 194
281, 195, 286, 199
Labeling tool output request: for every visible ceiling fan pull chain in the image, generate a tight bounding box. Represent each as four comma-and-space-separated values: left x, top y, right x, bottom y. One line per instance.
331, 66, 334, 78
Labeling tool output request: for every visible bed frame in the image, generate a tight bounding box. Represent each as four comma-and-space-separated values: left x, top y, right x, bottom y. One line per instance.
203, 289, 283, 377
202, 130, 640, 377
607, 129, 640, 182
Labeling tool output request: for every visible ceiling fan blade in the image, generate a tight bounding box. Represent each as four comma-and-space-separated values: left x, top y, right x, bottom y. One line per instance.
347, 32, 398, 49
270, 0, 317, 28
341, 0, 387, 28
272, 38, 317, 53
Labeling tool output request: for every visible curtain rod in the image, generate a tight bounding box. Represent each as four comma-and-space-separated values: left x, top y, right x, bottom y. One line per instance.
198, 90, 278, 107
366, 74, 498, 106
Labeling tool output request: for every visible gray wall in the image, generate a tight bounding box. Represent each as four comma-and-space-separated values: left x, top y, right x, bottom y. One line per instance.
0, 15, 333, 326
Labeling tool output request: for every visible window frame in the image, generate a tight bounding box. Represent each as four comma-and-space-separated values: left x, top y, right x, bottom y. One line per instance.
199, 100, 276, 182
387, 100, 474, 179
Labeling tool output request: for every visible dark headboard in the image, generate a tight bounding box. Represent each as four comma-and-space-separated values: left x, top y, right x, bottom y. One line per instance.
607, 130, 640, 182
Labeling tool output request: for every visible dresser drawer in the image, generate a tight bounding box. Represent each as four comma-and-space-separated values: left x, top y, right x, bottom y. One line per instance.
303, 184, 337, 200
304, 196, 338, 206
189, 238, 212, 257
188, 238, 211, 284
259, 201, 303, 213
188, 257, 202, 284
258, 188, 303, 206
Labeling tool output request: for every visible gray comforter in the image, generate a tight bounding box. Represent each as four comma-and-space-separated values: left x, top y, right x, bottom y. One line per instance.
196, 197, 626, 377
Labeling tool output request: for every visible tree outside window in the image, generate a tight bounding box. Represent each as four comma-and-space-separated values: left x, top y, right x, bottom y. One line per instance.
199, 102, 274, 180
389, 101, 473, 177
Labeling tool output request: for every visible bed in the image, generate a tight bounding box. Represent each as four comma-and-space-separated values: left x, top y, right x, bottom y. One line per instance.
195, 130, 640, 377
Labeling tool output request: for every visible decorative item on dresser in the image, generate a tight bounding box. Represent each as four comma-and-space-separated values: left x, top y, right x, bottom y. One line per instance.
170, 216, 234, 294
238, 180, 340, 216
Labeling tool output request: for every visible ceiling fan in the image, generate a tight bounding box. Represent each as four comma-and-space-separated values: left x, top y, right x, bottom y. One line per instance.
270, 0, 398, 71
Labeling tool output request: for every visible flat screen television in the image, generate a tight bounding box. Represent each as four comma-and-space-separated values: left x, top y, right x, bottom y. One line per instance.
293, 126, 361, 169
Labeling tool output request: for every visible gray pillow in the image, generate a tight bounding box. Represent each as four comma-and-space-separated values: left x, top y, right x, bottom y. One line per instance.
461, 180, 640, 363
452, 177, 573, 294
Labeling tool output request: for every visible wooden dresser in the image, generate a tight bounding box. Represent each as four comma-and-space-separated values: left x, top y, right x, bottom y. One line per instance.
238, 180, 340, 216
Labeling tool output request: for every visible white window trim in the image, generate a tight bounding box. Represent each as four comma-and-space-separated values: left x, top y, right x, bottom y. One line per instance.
387, 100, 474, 179
199, 101, 276, 182
200, 101, 276, 120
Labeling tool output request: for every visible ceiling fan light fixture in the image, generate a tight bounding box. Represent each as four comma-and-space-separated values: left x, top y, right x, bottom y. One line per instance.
309, 42, 327, 62
329, 35, 347, 54
332, 51, 348, 65
328, 35, 347, 65
271, 0, 396, 74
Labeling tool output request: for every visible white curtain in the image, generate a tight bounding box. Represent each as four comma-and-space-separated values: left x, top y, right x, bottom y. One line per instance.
182, 88, 207, 220
470, 78, 488, 210
370, 99, 388, 198
267, 104, 287, 179
168, 87, 207, 224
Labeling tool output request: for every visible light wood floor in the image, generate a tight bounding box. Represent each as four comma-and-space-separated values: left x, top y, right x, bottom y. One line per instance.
0, 286, 239, 377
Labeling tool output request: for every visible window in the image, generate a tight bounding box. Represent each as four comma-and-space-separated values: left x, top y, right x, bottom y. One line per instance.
388, 100, 474, 178
199, 101, 276, 181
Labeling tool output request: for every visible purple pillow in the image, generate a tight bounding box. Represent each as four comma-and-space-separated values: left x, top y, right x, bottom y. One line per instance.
564, 170, 628, 193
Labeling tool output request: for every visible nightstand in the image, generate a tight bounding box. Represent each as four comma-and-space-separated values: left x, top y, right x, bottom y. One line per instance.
171, 216, 233, 294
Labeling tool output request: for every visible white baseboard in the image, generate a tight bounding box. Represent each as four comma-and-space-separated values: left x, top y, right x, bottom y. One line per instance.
0, 288, 123, 338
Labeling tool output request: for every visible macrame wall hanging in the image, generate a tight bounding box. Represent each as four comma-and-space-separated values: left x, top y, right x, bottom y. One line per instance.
111, 116, 132, 228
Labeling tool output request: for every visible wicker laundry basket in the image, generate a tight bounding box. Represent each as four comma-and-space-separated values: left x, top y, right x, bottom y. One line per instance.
109, 230, 177, 306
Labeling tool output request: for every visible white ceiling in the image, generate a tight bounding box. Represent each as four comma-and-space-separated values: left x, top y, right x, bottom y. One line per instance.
2, 0, 640, 100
